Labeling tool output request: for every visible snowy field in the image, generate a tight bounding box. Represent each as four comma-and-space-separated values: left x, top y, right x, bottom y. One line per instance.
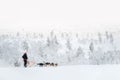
1, 65, 120, 80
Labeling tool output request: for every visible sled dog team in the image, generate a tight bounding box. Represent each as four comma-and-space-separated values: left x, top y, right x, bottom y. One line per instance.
37, 62, 58, 67
22, 52, 58, 67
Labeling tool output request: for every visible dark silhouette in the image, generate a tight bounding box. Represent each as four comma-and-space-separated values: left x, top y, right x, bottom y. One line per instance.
22, 52, 28, 67
37, 63, 44, 67
37, 62, 58, 67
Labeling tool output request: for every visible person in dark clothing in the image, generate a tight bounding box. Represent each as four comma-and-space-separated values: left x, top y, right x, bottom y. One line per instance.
22, 52, 28, 67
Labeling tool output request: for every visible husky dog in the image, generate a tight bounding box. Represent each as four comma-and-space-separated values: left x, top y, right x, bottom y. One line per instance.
45, 62, 51, 66
37, 63, 44, 67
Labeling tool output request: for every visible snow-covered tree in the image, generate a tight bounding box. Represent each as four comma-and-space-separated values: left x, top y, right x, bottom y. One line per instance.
98, 33, 102, 43
89, 42, 94, 53
75, 46, 83, 58
66, 38, 72, 50
106, 31, 109, 40
22, 41, 29, 51
109, 33, 114, 44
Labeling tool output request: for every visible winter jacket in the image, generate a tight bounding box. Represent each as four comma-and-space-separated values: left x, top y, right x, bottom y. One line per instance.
22, 53, 28, 60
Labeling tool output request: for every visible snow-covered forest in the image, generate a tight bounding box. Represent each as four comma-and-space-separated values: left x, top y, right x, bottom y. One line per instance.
0, 30, 120, 67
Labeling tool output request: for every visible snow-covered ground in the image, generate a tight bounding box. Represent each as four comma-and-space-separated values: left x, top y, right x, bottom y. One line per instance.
1, 65, 120, 80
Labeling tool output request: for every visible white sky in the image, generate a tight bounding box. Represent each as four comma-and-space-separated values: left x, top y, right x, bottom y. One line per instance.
0, 0, 120, 34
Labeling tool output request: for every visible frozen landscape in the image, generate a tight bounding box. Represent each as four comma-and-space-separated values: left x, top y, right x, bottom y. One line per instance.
1, 0, 120, 79
0, 28, 120, 80
1, 28, 120, 80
